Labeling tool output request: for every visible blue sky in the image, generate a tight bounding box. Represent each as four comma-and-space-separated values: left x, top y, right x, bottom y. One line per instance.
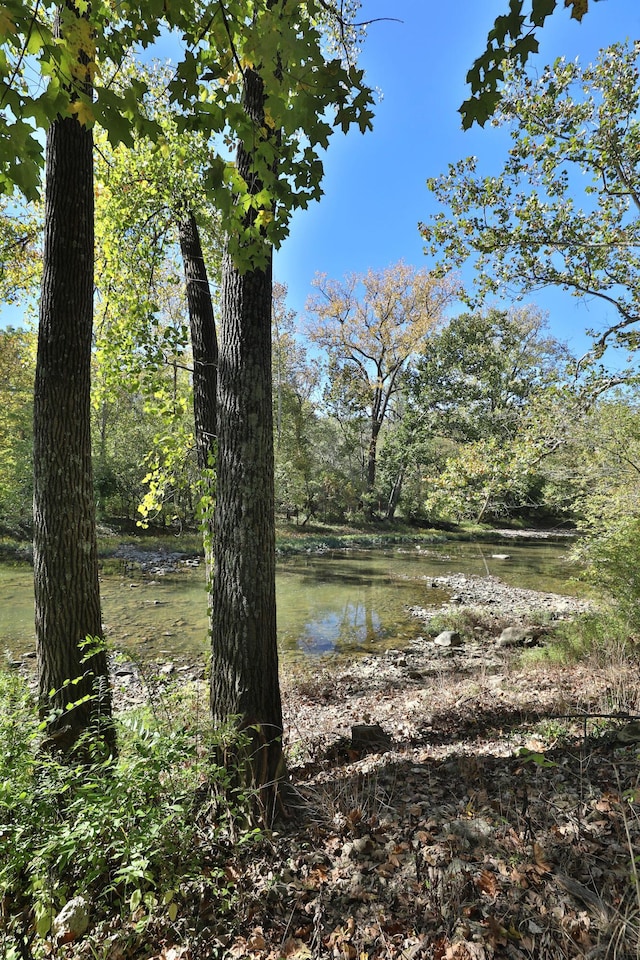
273, 0, 640, 364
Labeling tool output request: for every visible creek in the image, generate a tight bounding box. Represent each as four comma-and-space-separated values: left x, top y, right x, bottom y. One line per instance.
0, 538, 581, 664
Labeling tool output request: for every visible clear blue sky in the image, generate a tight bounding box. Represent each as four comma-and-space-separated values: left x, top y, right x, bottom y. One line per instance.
273, 0, 640, 363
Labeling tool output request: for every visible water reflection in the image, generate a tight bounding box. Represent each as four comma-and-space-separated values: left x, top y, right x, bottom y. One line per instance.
0, 539, 580, 662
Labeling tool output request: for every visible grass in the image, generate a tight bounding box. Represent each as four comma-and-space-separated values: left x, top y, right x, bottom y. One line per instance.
521, 608, 640, 668
0, 674, 262, 960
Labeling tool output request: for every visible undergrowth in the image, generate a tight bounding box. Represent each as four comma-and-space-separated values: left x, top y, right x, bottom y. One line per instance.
0, 672, 261, 960
522, 608, 640, 667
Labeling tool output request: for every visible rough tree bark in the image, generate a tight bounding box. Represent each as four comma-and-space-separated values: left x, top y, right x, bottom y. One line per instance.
178, 211, 218, 473
179, 211, 218, 580
209, 64, 284, 807
33, 51, 113, 754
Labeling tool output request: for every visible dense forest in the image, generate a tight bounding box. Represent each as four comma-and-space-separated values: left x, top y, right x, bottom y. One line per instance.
2, 1, 640, 958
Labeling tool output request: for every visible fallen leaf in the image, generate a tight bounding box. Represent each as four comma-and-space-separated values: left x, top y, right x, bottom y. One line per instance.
532, 842, 553, 874
475, 869, 499, 898
281, 938, 313, 959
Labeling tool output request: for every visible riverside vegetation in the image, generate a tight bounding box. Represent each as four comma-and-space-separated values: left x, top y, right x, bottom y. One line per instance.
3, 9, 640, 960
2, 523, 640, 959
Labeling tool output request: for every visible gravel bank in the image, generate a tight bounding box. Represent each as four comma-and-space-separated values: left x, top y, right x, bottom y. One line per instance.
409, 571, 590, 625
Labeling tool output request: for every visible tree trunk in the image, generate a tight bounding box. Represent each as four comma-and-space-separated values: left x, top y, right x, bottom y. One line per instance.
210, 250, 283, 800
178, 211, 218, 578
386, 467, 405, 520
364, 419, 382, 519
33, 104, 113, 756
209, 66, 284, 810
178, 211, 218, 473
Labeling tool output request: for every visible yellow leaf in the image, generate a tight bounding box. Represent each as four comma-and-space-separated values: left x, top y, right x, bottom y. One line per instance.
68, 98, 95, 127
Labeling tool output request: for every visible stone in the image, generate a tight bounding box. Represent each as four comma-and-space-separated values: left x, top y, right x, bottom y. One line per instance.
114, 664, 135, 677
615, 721, 640, 744
496, 625, 531, 647
433, 630, 462, 647
53, 896, 89, 943
351, 723, 392, 753
491, 554, 511, 560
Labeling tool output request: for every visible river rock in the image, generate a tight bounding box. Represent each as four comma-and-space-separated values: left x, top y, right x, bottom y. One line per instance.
53, 896, 89, 943
496, 625, 532, 647
434, 630, 463, 647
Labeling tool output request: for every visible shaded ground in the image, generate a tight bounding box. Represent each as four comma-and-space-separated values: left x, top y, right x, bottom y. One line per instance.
92, 575, 639, 960
239, 648, 640, 960
27, 547, 640, 960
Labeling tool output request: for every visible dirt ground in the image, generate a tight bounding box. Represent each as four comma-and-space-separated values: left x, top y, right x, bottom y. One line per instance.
100, 572, 640, 960
255, 594, 640, 960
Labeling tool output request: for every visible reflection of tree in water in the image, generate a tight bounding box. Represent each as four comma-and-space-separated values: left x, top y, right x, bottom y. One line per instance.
298, 586, 385, 656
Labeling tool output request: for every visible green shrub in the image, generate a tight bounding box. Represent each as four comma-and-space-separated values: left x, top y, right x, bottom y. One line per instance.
0, 674, 260, 959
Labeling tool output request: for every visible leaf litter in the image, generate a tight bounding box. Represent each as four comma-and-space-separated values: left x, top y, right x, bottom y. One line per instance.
225, 636, 640, 960
66, 609, 640, 959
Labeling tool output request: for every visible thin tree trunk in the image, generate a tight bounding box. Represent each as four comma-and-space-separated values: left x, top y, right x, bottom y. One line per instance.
209, 65, 284, 809
178, 211, 218, 472
33, 101, 113, 755
178, 211, 218, 578
386, 467, 405, 520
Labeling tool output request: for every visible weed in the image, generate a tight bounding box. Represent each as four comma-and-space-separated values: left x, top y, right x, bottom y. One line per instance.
520, 610, 640, 672
0, 671, 260, 959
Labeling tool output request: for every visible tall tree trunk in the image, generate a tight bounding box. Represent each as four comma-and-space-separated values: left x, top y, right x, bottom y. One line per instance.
33, 100, 113, 754
178, 211, 218, 473
211, 249, 283, 799
178, 211, 218, 578
209, 65, 284, 808
365, 419, 382, 519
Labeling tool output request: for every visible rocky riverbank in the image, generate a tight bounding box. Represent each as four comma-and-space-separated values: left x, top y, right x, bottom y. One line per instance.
409, 571, 590, 641
104, 568, 595, 728
278, 571, 594, 760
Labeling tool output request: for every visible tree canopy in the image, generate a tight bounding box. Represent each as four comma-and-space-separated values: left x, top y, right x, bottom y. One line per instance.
423, 40, 640, 368
307, 261, 458, 509
1, 1, 374, 269
461, 0, 601, 128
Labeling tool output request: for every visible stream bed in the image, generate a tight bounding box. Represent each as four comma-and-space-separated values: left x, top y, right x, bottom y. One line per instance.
0, 538, 582, 663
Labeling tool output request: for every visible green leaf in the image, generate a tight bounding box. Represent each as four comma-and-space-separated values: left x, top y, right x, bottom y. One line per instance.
460, 93, 499, 130
518, 747, 557, 768
93, 90, 135, 148
129, 888, 143, 911
531, 0, 557, 26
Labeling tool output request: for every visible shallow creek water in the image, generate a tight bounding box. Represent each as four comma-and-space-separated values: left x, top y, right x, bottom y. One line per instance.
0, 539, 580, 663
